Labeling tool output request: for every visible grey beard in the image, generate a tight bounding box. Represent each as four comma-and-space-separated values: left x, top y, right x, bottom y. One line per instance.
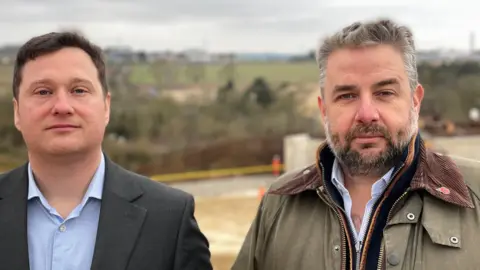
324, 113, 416, 177
334, 139, 406, 177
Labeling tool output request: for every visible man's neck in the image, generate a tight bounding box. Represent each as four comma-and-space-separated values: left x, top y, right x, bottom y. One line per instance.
340, 165, 387, 192
339, 164, 392, 233
28, 149, 103, 203
343, 174, 381, 190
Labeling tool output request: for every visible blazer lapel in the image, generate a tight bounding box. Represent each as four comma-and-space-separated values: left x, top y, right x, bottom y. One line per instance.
0, 165, 30, 270
91, 158, 146, 270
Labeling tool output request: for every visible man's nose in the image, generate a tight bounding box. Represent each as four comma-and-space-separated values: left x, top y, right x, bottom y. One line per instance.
51, 91, 74, 115
354, 97, 379, 124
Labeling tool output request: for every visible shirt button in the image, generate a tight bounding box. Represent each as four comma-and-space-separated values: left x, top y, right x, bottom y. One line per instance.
59, 224, 66, 232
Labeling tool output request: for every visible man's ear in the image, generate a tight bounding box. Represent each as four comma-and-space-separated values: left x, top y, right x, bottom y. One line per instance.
104, 92, 111, 125
13, 98, 21, 132
413, 83, 424, 114
317, 95, 327, 124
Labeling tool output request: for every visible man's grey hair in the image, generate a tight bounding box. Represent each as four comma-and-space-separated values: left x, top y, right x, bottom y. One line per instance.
315, 18, 418, 97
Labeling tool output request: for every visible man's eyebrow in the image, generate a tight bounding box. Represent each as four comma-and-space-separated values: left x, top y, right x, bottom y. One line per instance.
373, 78, 400, 88
70, 77, 93, 85
29, 77, 93, 86
333, 84, 359, 93
29, 78, 55, 86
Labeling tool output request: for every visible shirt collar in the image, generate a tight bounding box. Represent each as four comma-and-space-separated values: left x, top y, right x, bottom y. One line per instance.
27, 153, 106, 201
331, 158, 394, 196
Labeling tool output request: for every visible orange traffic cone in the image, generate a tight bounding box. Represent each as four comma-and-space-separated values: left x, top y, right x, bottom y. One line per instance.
272, 154, 281, 176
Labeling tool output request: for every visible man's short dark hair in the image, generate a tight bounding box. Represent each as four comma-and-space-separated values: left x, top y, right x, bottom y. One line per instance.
12, 31, 108, 99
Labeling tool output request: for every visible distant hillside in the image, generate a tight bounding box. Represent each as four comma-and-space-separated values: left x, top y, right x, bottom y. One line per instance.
129, 61, 319, 89
235, 53, 302, 62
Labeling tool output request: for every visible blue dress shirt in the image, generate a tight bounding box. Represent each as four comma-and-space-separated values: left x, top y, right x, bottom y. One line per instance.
27, 155, 105, 270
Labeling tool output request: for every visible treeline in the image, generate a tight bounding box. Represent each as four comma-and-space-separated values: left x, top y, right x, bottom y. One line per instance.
104, 78, 320, 174
1, 61, 480, 175
419, 61, 480, 122
0, 77, 320, 174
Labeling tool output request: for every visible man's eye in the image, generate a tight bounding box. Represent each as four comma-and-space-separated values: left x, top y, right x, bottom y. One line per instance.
38, 89, 51, 95
73, 88, 87, 94
338, 94, 356, 100
377, 91, 394, 97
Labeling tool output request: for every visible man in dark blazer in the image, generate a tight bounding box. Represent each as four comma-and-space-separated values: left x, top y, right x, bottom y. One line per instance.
2, 31, 212, 270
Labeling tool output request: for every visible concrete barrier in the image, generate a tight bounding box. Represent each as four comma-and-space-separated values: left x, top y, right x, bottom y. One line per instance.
283, 133, 324, 172
430, 135, 480, 160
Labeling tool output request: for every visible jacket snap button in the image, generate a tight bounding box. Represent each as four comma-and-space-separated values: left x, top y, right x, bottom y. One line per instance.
333, 245, 340, 252
387, 254, 400, 266
450, 236, 459, 244
303, 169, 310, 175
406, 213, 415, 221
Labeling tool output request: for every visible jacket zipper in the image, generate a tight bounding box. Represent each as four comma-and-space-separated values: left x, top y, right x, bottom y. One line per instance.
355, 241, 362, 270
376, 189, 411, 270
354, 207, 374, 269
316, 163, 353, 270
358, 163, 406, 270
377, 241, 385, 270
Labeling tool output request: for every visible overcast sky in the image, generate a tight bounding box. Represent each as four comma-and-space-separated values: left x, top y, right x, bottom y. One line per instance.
0, 0, 478, 53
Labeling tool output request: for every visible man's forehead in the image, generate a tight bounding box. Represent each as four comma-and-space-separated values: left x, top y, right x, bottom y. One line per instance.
326, 46, 405, 75
21, 69, 94, 84
324, 48, 407, 88
22, 49, 96, 74
21, 59, 97, 87
327, 72, 403, 87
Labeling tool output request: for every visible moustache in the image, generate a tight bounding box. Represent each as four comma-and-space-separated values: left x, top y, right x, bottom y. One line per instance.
345, 124, 390, 142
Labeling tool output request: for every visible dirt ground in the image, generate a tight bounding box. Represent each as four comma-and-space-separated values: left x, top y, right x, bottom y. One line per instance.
195, 195, 261, 270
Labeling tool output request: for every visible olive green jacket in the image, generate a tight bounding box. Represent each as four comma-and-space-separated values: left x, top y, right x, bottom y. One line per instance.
232, 139, 480, 270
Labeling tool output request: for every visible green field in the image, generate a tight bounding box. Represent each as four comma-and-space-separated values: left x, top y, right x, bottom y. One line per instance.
0, 61, 320, 94
129, 61, 319, 89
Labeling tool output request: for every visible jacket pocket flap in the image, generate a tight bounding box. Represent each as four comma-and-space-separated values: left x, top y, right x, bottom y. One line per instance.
422, 196, 461, 248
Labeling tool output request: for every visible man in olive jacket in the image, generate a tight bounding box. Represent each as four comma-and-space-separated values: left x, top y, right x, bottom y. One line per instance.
232, 18, 480, 270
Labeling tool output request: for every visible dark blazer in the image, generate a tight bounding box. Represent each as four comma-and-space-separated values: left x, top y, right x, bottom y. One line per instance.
0, 156, 213, 270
